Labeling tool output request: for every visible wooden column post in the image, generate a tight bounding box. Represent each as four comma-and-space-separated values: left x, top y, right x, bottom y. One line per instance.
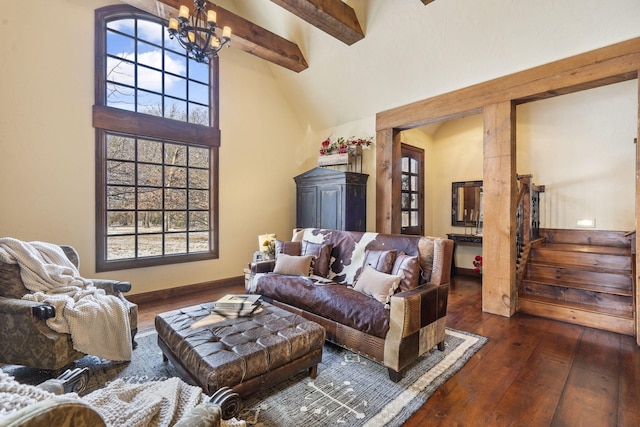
483, 101, 517, 317
636, 78, 640, 345
376, 128, 401, 234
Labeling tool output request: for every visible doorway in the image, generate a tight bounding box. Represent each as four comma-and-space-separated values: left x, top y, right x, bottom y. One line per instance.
400, 143, 424, 235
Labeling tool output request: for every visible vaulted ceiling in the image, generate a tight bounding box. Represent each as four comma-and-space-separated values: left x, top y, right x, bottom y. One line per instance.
115, 0, 640, 134
118, 0, 432, 73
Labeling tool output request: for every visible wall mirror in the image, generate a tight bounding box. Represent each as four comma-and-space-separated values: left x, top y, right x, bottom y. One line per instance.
451, 180, 483, 227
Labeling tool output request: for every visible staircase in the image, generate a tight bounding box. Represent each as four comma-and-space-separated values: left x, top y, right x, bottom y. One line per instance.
517, 229, 635, 335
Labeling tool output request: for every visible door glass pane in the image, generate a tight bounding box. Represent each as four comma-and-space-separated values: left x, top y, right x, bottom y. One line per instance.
410, 158, 418, 174
411, 212, 419, 227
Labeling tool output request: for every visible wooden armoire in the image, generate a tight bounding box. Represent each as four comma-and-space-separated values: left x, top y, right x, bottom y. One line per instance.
294, 167, 368, 231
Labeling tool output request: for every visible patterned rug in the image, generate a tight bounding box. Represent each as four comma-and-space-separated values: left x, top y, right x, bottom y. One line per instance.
3, 328, 486, 426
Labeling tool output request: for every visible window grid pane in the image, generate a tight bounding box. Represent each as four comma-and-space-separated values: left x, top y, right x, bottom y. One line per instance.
105, 16, 210, 124
106, 132, 211, 260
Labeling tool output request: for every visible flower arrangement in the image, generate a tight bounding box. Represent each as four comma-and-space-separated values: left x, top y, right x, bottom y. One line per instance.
473, 255, 483, 275
258, 233, 276, 259
319, 136, 373, 156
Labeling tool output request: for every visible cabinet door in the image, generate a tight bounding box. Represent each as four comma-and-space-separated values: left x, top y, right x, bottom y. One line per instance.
345, 183, 366, 231
318, 185, 341, 230
297, 187, 317, 228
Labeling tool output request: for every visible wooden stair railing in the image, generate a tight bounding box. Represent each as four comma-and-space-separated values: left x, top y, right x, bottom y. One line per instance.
515, 175, 545, 292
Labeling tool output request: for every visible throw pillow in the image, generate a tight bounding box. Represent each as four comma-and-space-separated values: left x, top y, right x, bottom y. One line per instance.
301, 240, 333, 277
275, 240, 302, 257
391, 252, 420, 292
273, 254, 313, 276
353, 265, 402, 305
355, 249, 397, 281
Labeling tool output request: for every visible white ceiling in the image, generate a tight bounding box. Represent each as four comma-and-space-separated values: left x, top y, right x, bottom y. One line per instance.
220, 0, 640, 134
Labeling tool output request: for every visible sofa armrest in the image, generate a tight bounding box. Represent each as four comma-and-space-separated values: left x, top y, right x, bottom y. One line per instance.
0, 296, 55, 319
0, 397, 106, 427
92, 280, 132, 294
249, 260, 276, 274
383, 282, 449, 374
429, 239, 454, 286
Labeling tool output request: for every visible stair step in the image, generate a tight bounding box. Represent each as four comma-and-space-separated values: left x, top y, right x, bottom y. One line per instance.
517, 295, 635, 336
522, 278, 633, 297
539, 243, 631, 256
525, 263, 632, 290
539, 228, 632, 248
521, 280, 634, 314
530, 247, 631, 272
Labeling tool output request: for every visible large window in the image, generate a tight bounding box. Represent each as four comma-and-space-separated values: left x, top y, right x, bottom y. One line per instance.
94, 5, 219, 271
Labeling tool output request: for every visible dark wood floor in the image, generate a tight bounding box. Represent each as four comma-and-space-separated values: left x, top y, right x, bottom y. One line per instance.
136, 275, 640, 427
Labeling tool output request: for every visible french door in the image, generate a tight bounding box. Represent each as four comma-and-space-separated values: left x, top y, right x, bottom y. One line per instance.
400, 144, 424, 235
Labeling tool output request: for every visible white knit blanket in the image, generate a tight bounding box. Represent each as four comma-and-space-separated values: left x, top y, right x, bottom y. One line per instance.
0, 371, 245, 427
0, 238, 132, 361
85, 378, 210, 427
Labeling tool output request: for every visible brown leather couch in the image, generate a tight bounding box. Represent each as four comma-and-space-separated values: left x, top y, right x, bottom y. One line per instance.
248, 228, 453, 381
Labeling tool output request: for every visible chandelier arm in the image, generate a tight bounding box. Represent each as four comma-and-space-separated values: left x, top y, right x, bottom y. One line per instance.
168, 0, 231, 63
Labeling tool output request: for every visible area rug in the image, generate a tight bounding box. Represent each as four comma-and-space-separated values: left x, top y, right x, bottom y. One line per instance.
2, 328, 486, 426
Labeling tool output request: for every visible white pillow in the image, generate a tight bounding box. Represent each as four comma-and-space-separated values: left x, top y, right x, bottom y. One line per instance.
353, 265, 402, 305
273, 253, 313, 276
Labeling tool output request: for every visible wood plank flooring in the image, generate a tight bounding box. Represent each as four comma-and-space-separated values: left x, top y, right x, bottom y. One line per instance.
135, 275, 640, 426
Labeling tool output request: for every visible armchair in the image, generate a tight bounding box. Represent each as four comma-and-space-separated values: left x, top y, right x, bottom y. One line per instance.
0, 368, 241, 427
0, 244, 138, 370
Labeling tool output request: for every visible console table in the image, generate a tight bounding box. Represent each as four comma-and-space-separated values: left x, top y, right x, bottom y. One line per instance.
447, 233, 483, 275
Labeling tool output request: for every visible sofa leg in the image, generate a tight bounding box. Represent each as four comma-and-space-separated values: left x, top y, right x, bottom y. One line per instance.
309, 365, 318, 379
388, 368, 402, 382
438, 340, 445, 351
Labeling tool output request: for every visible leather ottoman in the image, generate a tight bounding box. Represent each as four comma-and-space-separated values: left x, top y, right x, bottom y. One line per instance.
155, 301, 325, 397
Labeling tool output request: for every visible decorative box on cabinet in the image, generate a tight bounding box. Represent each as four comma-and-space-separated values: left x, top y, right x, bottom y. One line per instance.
294, 167, 368, 231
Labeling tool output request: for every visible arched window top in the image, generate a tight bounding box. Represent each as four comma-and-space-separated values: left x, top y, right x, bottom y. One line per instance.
99, 6, 212, 126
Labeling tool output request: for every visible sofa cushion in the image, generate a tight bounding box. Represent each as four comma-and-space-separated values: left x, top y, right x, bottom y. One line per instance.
391, 252, 420, 292
275, 240, 302, 257
353, 265, 401, 305
255, 274, 391, 338
273, 254, 312, 276
364, 249, 396, 273
355, 249, 397, 282
302, 240, 333, 277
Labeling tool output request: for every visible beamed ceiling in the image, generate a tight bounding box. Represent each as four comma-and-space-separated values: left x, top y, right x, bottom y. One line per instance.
119, 0, 433, 72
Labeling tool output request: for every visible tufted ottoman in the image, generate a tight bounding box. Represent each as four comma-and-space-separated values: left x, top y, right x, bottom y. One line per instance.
155, 301, 325, 398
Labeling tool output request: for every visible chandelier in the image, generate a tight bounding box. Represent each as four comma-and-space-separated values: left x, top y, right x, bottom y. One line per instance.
167, 0, 232, 63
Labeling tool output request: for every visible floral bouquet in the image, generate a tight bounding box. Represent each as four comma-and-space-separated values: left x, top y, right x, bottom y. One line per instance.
473, 255, 483, 275
319, 136, 373, 156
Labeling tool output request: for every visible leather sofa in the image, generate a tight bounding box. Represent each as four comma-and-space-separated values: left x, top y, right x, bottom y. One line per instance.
247, 228, 453, 381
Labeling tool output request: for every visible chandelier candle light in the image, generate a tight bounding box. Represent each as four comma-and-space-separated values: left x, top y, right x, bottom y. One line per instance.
167, 0, 231, 63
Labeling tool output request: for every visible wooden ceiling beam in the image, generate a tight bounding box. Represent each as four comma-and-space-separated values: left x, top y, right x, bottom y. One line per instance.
120, 0, 308, 72
421, 0, 436, 5
271, 0, 364, 45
